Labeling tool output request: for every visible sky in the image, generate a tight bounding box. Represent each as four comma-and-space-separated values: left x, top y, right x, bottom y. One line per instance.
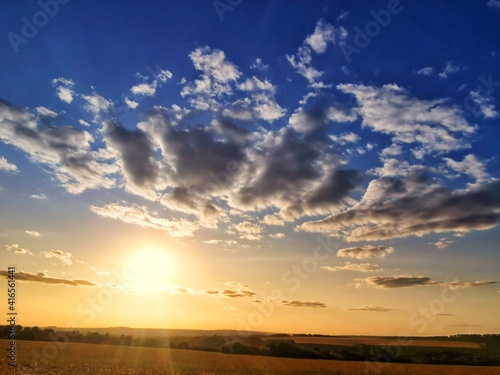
0, 0, 499, 336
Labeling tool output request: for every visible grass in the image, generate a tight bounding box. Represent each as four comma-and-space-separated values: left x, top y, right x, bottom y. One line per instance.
1, 340, 500, 374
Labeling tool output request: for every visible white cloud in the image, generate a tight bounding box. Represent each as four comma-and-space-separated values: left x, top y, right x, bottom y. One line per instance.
321, 262, 382, 272
329, 132, 360, 145
56, 86, 74, 104
270, 232, 285, 239
250, 58, 269, 71
130, 81, 157, 96
287, 19, 346, 85
0, 156, 18, 172
82, 93, 113, 115
79, 119, 90, 127
181, 47, 241, 110
156, 69, 173, 83
233, 221, 263, 240
36, 106, 58, 117
337, 83, 476, 156
415, 66, 434, 76
25, 230, 40, 237
30, 193, 47, 199
125, 98, 139, 109
5, 244, 33, 255
0, 101, 118, 194
444, 154, 488, 184
433, 237, 455, 249
469, 89, 498, 119
90, 203, 199, 237
305, 19, 343, 54
438, 61, 464, 78
42, 249, 73, 265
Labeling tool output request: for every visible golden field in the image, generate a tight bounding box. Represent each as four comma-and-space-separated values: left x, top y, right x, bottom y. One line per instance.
1, 340, 500, 375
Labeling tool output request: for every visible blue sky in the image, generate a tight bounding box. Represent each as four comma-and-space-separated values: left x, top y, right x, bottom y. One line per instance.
0, 0, 499, 335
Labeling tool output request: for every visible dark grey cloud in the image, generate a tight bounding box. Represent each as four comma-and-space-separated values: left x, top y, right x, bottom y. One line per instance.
356, 276, 497, 289
300, 171, 500, 241
104, 120, 158, 188
146, 109, 246, 192
281, 300, 326, 308
0, 270, 96, 287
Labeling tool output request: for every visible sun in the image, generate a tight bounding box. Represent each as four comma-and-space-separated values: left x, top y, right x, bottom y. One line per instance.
123, 248, 175, 294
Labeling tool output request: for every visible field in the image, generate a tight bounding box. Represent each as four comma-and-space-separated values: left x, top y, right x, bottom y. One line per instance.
2, 340, 500, 375
277, 336, 482, 349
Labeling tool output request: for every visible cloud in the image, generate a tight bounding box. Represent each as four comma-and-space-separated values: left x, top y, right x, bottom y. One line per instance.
300, 173, 500, 242
233, 221, 263, 240
30, 193, 47, 199
270, 233, 285, 239
414, 66, 434, 76
130, 81, 157, 97
432, 237, 455, 249
25, 230, 40, 237
281, 300, 326, 308
222, 289, 256, 298
250, 58, 269, 71
0, 270, 96, 287
90, 203, 198, 237
355, 275, 497, 289
204, 282, 256, 299
329, 132, 360, 145
79, 119, 90, 127
287, 19, 347, 85
337, 246, 394, 259
52, 78, 75, 104
438, 61, 464, 78
0, 156, 18, 172
444, 154, 488, 184
5, 244, 33, 255
488, 0, 500, 9
469, 89, 498, 119
103, 120, 158, 196
36, 106, 58, 117
305, 19, 342, 54
82, 93, 113, 117
181, 47, 240, 110
337, 83, 476, 157
321, 262, 382, 272
347, 305, 395, 312
124, 98, 139, 109
42, 249, 73, 265
0, 100, 118, 194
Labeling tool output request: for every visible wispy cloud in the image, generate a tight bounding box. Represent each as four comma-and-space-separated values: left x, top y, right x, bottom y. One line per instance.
5, 244, 33, 255
41, 249, 73, 265
348, 305, 396, 312
0, 270, 96, 287
281, 300, 326, 308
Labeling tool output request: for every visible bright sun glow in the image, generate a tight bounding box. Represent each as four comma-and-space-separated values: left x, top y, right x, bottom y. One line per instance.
123, 248, 175, 294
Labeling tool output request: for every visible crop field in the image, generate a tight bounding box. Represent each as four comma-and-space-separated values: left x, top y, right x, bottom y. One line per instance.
2, 340, 500, 375
275, 336, 482, 349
